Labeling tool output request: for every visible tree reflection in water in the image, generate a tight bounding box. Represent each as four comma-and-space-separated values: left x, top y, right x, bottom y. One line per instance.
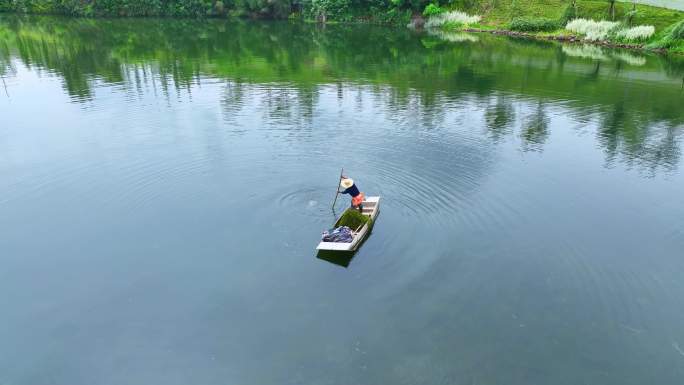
1, 15, 683, 172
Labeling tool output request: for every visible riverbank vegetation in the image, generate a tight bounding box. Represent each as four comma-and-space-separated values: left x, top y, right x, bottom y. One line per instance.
421, 1, 684, 53
1, 0, 683, 53
0, 0, 421, 23
648, 19, 684, 51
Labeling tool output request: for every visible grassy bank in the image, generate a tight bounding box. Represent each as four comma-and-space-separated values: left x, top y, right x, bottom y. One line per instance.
423, 0, 684, 54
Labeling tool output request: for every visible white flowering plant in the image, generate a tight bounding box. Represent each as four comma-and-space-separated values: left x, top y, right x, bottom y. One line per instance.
425, 11, 482, 29
566, 18, 656, 43
614, 25, 656, 42
566, 19, 620, 41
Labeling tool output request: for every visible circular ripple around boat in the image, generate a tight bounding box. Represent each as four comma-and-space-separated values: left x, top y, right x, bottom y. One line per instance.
277, 186, 338, 225
333, 128, 497, 230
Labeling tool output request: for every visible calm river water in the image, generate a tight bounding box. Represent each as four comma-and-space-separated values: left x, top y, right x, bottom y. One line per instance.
2, 15, 684, 385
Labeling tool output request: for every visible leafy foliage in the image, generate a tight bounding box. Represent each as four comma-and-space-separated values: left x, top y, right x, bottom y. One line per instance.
0, 0, 219, 16
648, 19, 684, 50
671, 18, 684, 39
509, 17, 560, 32
304, 0, 351, 21
0, 0, 431, 20
422, 3, 443, 17
624, 9, 638, 26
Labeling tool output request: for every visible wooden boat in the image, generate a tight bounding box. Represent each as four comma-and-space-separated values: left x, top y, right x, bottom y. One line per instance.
316, 196, 380, 252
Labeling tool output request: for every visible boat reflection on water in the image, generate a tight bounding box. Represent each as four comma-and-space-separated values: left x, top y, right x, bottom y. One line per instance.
316, 250, 356, 268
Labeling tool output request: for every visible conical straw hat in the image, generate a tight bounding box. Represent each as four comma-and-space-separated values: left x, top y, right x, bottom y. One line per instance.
340, 178, 354, 189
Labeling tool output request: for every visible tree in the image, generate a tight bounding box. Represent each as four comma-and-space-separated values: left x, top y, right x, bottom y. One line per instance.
608, 0, 616, 20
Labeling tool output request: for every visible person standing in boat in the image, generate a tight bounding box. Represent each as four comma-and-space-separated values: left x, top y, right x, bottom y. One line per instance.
339, 176, 365, 211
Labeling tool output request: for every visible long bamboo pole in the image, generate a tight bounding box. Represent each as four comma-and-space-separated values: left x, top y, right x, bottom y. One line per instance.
331, 167, 344, 211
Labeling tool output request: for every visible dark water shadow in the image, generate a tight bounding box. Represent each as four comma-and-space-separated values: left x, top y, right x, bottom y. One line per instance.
316, 250, 356, 268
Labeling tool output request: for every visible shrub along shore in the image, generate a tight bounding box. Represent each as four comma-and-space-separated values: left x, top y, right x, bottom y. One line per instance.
1, 0, 683, 53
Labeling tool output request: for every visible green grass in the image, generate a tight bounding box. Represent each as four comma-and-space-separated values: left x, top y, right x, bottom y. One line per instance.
478, 0, 569, 25
457, 1, 683, 30
441, 0, 684, 52
575, 1, 682, 31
